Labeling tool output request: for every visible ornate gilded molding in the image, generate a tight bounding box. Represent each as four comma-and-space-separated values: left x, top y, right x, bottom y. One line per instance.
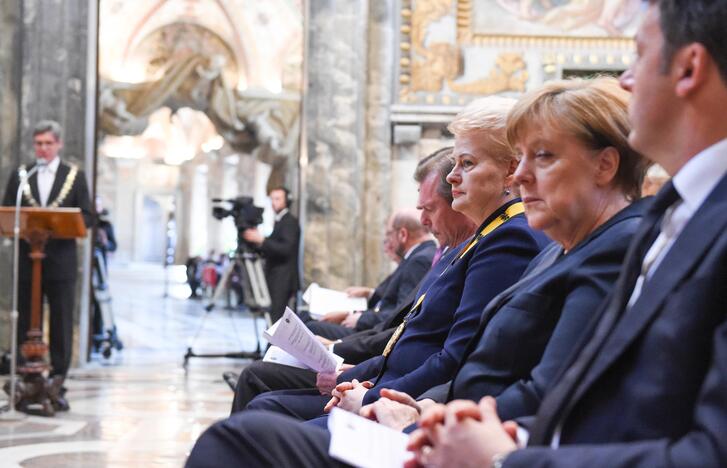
448, 52, 527, 94
456, 0, 635, 50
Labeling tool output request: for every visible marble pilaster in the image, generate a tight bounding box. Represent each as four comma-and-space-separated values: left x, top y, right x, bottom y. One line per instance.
361, 0, 396, 285
0, 0, 93, 353
302, 0, 370, 289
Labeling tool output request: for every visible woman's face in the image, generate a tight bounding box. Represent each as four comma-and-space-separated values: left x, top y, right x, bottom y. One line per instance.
447, 132, 511, 223
513, 125, 613, 248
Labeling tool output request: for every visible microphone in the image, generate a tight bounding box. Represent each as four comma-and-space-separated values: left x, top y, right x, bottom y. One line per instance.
5, 159, 48, 419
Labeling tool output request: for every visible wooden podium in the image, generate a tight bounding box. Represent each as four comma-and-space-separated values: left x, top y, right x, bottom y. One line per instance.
0, 207, 86, 415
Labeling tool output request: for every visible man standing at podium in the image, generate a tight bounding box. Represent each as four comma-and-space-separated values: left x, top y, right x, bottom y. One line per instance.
2, 119, 91, 409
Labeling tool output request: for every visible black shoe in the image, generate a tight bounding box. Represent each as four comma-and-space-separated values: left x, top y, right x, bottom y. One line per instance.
222, 371, 238, 391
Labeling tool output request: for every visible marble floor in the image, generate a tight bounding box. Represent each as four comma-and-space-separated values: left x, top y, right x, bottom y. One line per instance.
0, 262, 261, 467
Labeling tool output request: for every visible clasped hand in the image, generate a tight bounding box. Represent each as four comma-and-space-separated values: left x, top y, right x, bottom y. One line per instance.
405, 396, 518, 468
323, 379, 373, 414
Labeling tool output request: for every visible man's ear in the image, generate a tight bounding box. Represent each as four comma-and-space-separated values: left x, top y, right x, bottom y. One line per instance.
674, 43, 710, 97
595, 147, 620, 188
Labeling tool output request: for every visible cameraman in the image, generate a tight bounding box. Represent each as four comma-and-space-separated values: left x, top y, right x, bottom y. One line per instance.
241, 187, 300, 323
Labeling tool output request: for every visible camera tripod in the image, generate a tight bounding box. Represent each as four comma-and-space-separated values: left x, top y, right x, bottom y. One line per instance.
183, 244, 271, 369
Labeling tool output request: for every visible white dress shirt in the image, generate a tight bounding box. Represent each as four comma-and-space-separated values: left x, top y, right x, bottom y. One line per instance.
37, 156, 60, 206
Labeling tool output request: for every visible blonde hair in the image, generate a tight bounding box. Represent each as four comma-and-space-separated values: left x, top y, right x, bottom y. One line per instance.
448, 96, 517, 166
507, 77, 648, 201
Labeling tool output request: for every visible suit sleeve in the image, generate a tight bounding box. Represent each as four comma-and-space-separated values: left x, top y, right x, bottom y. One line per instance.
333, 328, 395, 364
417, 381, 451, 403
363, 226, 538, 404
260, 216, 300, 261
495, 222, 637, 421
74, 169, 93, 227
504, 288, 727, 468
2, 169, 19, 206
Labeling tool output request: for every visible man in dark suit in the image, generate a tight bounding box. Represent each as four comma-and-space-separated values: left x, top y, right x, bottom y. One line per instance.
308, 210, 436, 340
2, 120, 91, 404
401, 1, 727, 466
228, 150, 474, 413
242, 187, 300, 324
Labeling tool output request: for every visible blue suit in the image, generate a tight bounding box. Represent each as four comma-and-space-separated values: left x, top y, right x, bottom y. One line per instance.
421, 201, 644, 421
504, 175, 727, 467
245, 199, 549, 419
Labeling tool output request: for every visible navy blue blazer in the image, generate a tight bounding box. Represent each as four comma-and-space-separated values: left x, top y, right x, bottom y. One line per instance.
341, 200, 550, 405
356, 240, 436, 330
506, 174, 727, 467
439, 201, 644, 421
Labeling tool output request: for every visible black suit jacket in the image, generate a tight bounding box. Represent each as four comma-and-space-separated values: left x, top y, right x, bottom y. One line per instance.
261, 211, 300, 297
2, 161, 92, 281
356, 240, 436, 331
420, 202, 643, 422
506, 174, 727, 467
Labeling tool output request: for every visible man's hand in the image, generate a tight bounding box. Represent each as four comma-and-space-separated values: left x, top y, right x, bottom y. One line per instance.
359, 391, 420, 431
323, 379, 373, 414
242, 228, 264, 245
341, 311, 361, 329
316, 335, 334, 346
406, 397, 518, 468
321, 311, 349, 323
315, 364, 353, 395
345, 286, 374, 298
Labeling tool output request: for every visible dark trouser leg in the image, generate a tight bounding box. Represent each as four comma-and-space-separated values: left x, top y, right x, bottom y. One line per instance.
44, 279, 75, 377
246, 388, 330, 421
185, 411, 347, 468
231, 361, 317, 414
267, 287, 292, 324
306, 320, 357, 340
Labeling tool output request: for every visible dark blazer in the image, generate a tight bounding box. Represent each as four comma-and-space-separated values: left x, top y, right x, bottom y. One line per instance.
261, 211, 301, 304
342, 200, 550, 406
2, 161, 92, 281
334, 247, 454, 363
505, 175, 727, 467
422, 202, 643, 422
356, 240, 436, 331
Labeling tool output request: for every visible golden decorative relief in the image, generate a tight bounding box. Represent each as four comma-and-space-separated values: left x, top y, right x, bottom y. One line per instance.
411, 43, 461, 93
448, 52, 527, 94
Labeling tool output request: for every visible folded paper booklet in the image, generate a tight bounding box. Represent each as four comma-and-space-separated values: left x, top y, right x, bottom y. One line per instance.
302, 283, 368, 319
262, 307, 344, 373
328, 408, 412, 468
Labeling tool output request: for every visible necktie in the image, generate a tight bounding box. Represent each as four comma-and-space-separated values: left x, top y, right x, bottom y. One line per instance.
527, 181, 680, 445
431, 246, 445, 266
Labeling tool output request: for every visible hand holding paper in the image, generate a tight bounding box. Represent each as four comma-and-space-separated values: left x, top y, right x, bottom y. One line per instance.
262, 307, 343, 373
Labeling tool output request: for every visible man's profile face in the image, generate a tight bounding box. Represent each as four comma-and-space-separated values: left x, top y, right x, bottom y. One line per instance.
417, 173, 459, 247
33, 131, 62, 162
270, 189, 287, 213
619, 4, 676, 164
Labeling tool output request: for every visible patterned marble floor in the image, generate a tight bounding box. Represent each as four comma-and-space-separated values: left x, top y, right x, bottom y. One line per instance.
0, 262, 260, 467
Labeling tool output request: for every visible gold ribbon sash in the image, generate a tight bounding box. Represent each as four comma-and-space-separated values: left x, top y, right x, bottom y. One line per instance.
381, 202, 525, 357
20, 163, 78, 208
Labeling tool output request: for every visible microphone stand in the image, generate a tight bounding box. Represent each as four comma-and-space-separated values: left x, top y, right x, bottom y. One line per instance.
1, 162, 45, 420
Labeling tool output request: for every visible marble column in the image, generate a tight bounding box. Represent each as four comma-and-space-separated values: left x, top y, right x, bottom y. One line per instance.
0, 0, 22, 349
0, 0, 93, 353
361, 0, 396, 285
303, 0, 396, 289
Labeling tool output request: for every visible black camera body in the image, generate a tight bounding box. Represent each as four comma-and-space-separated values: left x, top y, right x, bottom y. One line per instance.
211, 196, 264, 231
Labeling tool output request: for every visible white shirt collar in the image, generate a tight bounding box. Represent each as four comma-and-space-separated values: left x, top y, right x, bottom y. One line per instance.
275, 208, 289, 222
672, 138, 727, 213
38, 156, 60, 174
403, 241, 425, 260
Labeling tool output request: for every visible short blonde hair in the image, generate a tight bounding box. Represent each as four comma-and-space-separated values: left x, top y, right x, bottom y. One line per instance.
448, 96, 517, 166
507, 77, 648, 201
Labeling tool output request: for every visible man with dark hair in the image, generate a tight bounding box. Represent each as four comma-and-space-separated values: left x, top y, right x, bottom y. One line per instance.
227, 150, 474, 414
2, 119, 91, 410
242, 187, 300, 324
402, 1, 727, 466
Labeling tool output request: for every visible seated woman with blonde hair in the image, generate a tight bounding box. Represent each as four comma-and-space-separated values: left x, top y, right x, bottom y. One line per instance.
184, 77, 650, 468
